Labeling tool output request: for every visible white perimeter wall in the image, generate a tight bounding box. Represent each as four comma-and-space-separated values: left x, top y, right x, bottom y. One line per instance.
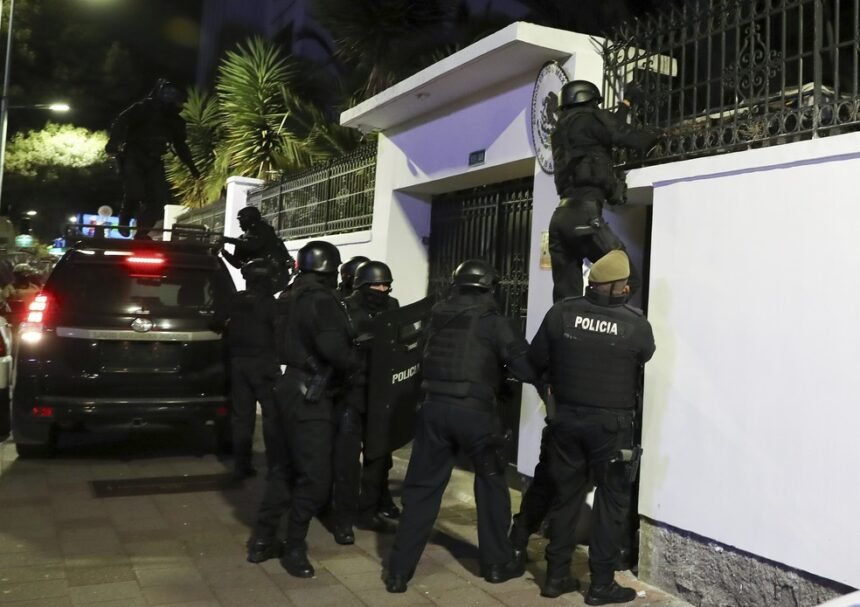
628, 133, 860, 589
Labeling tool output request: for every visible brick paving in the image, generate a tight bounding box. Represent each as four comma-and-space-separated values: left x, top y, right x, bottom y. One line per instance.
0, 426, 691, 606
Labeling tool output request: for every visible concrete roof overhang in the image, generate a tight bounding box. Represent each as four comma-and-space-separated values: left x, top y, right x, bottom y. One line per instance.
340, 22, 603, 133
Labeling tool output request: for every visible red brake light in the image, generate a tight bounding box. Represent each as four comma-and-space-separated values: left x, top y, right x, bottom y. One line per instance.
26, 294, 50, 324
127, 255, 165, 266
31, 406, 54, 418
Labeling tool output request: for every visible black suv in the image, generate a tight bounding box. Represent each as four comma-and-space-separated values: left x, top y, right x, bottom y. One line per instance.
12, 228, 235, 457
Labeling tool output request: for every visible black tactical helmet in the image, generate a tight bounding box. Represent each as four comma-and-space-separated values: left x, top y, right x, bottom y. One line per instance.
560, 80, 603, 109
241, 258, 272, 282
354, 261, 393, 289
340, 255, 370, 284
237, 206, 262, 222
152, 78, 185, 109
297, 240, 341, 273
452, 259, 499, 290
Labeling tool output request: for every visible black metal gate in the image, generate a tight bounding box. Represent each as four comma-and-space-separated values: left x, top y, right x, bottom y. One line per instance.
427, 178, 534, 461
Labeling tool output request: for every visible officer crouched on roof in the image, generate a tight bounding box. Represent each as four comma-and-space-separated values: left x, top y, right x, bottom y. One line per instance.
549, 80, 661, 302
385, 260, 542, 593
224, 259, 283, 481
246, 240, 358, 578
528, 250, 655, 603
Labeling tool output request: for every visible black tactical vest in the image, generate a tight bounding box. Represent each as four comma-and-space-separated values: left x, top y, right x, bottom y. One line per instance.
551, 298, 644, 410
421, 300, 500, 404
551, 107, 619, 199
227, 289, 274, 356
274, 279, 334, 366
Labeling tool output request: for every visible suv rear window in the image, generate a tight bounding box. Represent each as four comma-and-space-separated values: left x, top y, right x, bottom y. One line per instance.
47, 260, 231, 317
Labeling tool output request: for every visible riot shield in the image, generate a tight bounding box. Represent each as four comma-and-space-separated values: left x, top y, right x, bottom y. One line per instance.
364, 297, 433, 461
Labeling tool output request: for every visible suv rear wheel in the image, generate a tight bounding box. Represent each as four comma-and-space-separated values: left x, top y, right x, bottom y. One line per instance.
15, 436, 56, 459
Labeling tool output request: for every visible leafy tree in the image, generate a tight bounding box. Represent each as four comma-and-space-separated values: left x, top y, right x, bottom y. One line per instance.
5, 123, 109, 179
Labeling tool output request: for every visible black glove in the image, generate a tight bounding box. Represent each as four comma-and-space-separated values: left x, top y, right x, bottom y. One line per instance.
624, 82, 647, 107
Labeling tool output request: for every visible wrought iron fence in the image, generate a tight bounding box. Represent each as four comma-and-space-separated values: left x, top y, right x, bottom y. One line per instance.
428, 178, 533, 333
247, 146, 376, 241
603, 0, 860, 165
174, 199, 226, 234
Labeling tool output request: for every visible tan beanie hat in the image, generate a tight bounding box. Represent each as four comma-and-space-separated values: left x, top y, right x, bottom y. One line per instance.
589, 250, 630, 284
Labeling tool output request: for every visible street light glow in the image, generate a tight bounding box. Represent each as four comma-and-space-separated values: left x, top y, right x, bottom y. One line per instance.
69, 216, 78, 223
25, 210, 37, 216
48, 103, 70, 112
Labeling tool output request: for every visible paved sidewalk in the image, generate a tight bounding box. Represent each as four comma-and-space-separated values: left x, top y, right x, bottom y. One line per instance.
0, 427, 691, 607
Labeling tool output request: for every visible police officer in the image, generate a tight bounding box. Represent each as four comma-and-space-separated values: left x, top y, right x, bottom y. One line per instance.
385, 259, 541, 593
215, 207, 293, 291
341, 261, 401, 533
105, 79, 200, 239
549, 80, 660, 302
264, 240, 357, 578
225, 259, 281, 480
528, 250, 655, 603
337, 255, 370, 298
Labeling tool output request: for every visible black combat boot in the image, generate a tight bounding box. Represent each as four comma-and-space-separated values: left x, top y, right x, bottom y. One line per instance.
280, 540, 314, 578
509, 514, 530, 562
246, 536, 281, 564
541, 575, 581, 598
482, 557, 525, 584
354, 512, 396, 533
585, 580, 637, 605
377, 497, 401, 519
333, 521, 355, 545
385, 573, 408, 593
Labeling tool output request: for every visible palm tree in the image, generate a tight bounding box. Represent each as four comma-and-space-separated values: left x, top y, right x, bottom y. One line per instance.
215, 36, 313, 178
166, 88, 223, 209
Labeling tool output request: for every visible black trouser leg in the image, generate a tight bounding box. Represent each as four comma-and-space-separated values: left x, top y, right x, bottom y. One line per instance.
253, 463, 291, 540
471, 451, 514, 567
286, 415, 334, 541
388, 404, 455, 578
515, 425, 554, 536
549, 206, 585, 303
332, 405, 363, 525
589, 461, 633, 585
543, 447, 590, 577
252, 374, 291, 539
378, 453, 395, 505
230, 358, 257, 469
358, 455, 388, 517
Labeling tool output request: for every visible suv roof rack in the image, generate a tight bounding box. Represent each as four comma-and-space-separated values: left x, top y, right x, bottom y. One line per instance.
64, 223, 219, 250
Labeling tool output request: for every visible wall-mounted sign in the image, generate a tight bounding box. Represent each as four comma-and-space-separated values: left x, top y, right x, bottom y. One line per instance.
540, 230, 552, 270
468, 149, 485, 167
530, 61, 570, 175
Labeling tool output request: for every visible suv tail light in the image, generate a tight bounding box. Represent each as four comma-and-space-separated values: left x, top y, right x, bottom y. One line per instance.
20, 293, 50, 344
126, 253, 166, 277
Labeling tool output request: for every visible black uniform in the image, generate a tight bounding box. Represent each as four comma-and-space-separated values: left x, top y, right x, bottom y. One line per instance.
549, 105, 659, 302
225, 286, 281, 476
528, 293, 655, 586
105, 82, 198, 238
341, 288, 400, 524
255, 272, 356, 548
221, 221, 282, 269
387, 291, 539, 581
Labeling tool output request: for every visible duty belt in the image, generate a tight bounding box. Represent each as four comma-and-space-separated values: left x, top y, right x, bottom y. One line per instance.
559, 197, 604, 208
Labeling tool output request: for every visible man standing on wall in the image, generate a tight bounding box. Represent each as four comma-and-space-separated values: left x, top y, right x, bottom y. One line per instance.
528, 250, 654, 603
549, 80, 661, 302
